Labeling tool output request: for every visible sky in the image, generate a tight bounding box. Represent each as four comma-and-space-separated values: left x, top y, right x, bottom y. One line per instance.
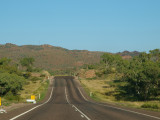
0, 0, 160, 53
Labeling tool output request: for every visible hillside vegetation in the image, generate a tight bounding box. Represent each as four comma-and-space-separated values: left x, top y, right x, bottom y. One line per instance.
0, 43, 103, 71
0, 43, 140, 72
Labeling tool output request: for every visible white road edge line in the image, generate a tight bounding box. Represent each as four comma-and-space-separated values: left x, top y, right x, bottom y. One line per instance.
65, 87, 70, 104
10, 87, 54, 120
78, 87, 160, 120
65, 87, 91, 120
93, 102, 160, 120
78, 87, 88, 101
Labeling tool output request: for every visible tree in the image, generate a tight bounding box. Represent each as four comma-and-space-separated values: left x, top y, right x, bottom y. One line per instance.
117, 53, 160, 101
101, 53, 115, 68
149, 49, 160, 62
100, 53, 124, 74
0, 58, 11, 66
0, 58, 22, 75
20, 57, 35, 72
0, 73, 25, 95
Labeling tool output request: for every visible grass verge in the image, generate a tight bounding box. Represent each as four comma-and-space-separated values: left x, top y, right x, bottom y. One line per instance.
80, 74, 160, 112
2, 72, 51, 107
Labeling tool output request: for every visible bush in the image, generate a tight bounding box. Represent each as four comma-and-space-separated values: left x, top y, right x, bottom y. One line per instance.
117, 56, 160, 101
30, 77, 39, 83
33, 68, 42, 72
23, 72, 31, 79
141, 103, 159, 109
0, 73, 25, 95
105, 91, 115, 96
40, 74, 46, 77
4, 91, 19, 101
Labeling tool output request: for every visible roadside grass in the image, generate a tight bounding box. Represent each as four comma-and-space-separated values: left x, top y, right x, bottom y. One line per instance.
34, 80, 49, 102
54, 75, 72, 77
80, 74, 160, 112
19, 75, 49, 102
2, 71, 50, 107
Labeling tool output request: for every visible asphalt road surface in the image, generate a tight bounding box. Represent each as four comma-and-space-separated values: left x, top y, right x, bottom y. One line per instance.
1, 76, 160, 120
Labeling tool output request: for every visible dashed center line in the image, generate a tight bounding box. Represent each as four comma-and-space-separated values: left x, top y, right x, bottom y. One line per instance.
65, 87, 91, 120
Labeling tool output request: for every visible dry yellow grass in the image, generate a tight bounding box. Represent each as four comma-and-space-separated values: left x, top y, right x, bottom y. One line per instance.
80, 75, 160, 111
81, 79, 115, 102
20, 81, 41, 99
20, 71, 50, 101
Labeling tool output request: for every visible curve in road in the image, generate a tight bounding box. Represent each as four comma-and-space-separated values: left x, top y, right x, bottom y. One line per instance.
5, 76, 160, 120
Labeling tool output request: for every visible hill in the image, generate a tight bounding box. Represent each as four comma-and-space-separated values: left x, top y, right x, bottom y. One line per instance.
0, 43, 104, 71
117, 50, 140, 57
0, 43, 141, 71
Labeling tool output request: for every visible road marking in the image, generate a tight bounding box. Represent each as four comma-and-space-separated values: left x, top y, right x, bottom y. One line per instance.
65, 87, 91, 120
10, 86, 54, 120
78, 87, 88, 101
72, 105, 91, 120
93, 102, 160, 120
65, 87, 70, 104
78, 87, 160, 120
81, 115, 84, 118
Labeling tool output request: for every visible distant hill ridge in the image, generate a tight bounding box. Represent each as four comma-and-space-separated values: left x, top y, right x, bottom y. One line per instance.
0, 43, 140, 71
0, 43, 104, 71
117, 50, 140, 57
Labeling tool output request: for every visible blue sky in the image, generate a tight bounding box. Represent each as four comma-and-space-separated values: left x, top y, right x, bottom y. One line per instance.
0, 0, 160, 53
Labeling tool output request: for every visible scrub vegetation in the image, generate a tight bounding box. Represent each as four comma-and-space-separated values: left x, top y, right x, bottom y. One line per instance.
0, 57, 50, 106
79, 49, 160, 111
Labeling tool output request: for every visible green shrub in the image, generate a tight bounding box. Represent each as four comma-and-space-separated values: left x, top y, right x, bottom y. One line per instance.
23, 72, 31, 79
105, 91, 115, 96
40, 74, 46, 77
141, 103, 159, 109
0, 73, 25, 95
33, 68, 42, 72
4, 91, 18, 101
30, 77, 39, 83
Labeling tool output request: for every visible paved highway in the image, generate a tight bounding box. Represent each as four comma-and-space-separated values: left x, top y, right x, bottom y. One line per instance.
1, 76, 160, 120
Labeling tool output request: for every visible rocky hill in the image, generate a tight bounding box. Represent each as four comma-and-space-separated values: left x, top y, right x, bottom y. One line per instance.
0, 43, 141, 71
0, 43, 103, 71
117, 50, 140, 57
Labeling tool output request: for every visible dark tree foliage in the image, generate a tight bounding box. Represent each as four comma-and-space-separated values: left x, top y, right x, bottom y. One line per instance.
0, 58, 22, 75
116, 51, 160, 101
85, 49, 160, 101
0, 58, 26, 96
98, 53, 125, 75
20, 57, 35, 72
0, 58, 11, 66
0, 73, 25, 95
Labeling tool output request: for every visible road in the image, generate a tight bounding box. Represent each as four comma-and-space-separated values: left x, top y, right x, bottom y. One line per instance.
1, 76, 160, 120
